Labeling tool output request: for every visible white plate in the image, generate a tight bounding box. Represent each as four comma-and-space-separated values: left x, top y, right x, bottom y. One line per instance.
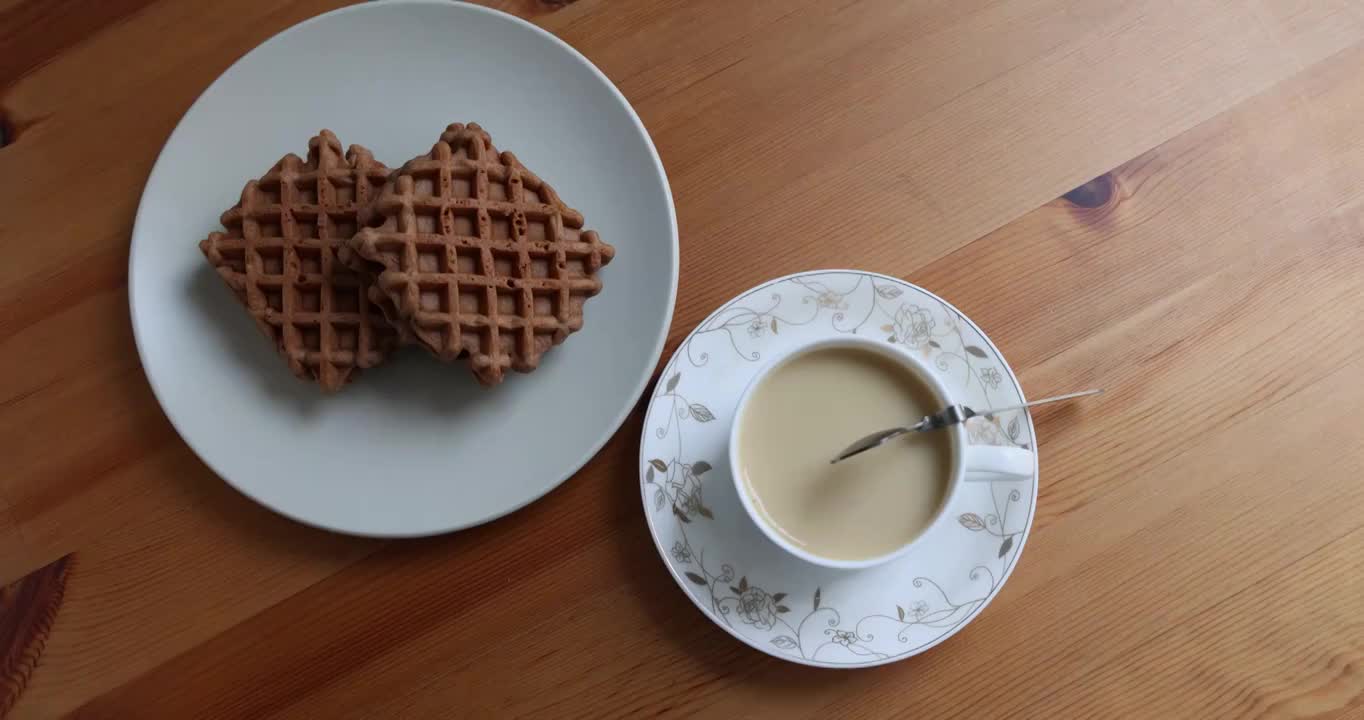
640, 271, 1035, 667
131, 1, 677, 536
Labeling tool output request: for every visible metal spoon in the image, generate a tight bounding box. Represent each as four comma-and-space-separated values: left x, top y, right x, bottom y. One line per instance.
830, 389, 1104, 464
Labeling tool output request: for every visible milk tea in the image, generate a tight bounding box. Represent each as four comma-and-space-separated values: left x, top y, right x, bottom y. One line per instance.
735, 347, 954, 561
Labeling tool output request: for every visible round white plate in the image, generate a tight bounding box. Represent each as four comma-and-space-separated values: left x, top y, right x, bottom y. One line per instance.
640, 271, 1035, 667
131, 1, 677, 536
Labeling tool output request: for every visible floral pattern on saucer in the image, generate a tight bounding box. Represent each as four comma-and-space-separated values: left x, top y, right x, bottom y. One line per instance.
640, 271, 1036, 667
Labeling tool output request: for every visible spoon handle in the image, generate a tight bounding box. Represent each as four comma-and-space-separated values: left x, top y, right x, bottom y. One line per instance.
970, 388, 1104, 418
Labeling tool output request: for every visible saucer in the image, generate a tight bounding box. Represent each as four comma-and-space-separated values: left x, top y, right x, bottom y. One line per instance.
639, 270, 1036, 667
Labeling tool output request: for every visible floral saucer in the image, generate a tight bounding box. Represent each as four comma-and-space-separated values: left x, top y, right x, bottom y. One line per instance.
639, 270, 1036, 667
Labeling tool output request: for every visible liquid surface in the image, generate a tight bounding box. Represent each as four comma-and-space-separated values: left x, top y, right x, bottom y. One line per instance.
736, 347, 953, 561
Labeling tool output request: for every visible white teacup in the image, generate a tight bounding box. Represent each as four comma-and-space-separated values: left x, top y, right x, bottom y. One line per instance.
728, 336, 1033, 570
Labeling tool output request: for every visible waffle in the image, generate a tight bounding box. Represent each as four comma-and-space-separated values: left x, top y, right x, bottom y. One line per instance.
349, 122, 615, 385
199, 130, 400, 391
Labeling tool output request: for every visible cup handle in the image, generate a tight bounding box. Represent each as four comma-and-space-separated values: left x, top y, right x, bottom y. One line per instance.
964, 445, 1033, 482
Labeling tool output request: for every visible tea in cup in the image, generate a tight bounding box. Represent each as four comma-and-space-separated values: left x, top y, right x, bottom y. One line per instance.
729, 337, 1032, 569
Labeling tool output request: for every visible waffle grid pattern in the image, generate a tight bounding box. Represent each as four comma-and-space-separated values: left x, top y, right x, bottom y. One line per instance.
199, 131, 398, 391
352, 123, 614, 385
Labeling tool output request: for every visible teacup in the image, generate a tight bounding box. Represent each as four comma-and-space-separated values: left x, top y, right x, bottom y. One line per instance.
728, 336, 1033, 570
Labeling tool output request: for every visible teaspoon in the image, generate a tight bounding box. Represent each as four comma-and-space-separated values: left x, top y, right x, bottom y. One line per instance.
830, 389, 1104, 464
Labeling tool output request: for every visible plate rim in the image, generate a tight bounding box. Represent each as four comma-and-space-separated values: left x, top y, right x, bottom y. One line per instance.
638, 269, 1037, 668
129, 0, 680, 537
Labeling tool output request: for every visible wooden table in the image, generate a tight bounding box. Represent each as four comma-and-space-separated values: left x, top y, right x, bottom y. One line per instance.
3, 0, 1362, 717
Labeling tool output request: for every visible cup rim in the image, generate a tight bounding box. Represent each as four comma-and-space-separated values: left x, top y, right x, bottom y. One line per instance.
728, 335, 967, 570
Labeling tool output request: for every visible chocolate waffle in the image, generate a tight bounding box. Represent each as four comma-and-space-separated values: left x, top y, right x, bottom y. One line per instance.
199, 130, 400, 391
349, 123, 615, 385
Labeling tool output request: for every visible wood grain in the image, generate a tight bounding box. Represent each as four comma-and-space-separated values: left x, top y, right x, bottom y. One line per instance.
2, 0, 1363, 717
0, 556, 69, 718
